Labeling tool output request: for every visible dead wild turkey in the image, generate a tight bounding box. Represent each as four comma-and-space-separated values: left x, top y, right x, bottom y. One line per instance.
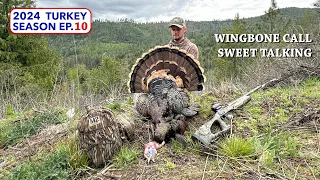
128, 45, 205, 143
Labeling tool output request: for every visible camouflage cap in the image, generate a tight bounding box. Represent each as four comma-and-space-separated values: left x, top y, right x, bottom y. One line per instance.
169, 17, 186, 28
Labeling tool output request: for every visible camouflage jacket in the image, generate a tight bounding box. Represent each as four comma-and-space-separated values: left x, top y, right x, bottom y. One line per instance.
168, 38, 199, 60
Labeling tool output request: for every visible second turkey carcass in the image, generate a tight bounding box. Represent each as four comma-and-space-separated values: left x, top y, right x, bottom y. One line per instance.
128, 46, 206, 144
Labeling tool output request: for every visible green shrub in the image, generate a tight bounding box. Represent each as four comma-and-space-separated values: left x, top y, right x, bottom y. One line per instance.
86, 57, 126, 94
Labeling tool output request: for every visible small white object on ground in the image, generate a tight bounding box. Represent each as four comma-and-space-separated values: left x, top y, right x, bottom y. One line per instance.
66, 108, 75, 119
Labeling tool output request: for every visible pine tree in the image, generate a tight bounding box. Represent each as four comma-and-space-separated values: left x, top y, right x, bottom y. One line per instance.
215, 13, 251, 81
0, 0, 61, 93
261, 0, 280, 33
260, 0, 292, 36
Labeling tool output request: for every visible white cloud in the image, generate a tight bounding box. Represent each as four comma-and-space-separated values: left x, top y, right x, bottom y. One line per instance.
35, 0, 317, 22
179, 0, 316, 21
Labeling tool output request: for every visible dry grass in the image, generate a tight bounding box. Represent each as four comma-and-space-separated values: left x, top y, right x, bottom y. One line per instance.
1, 76, 319, 179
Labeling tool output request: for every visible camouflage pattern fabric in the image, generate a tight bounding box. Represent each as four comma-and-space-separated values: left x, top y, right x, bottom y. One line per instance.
77, 108, 123, 167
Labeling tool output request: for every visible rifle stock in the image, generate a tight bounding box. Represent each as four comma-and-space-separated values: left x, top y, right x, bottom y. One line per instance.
191, 79, 278, 146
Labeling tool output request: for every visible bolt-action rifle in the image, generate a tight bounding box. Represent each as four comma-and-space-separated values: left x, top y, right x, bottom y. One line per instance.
191, 79, 278, 146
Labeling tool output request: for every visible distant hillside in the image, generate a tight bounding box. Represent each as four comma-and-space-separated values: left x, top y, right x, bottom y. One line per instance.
47, 7, 318, 42
44, 7, 318, 69
242, 7, 319, 22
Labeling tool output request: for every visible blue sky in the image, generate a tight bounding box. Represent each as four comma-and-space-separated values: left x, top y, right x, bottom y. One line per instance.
35, 0, 317, 22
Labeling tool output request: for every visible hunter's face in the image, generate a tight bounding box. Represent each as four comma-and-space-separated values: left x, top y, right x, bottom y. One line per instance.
170, 26, 186, 41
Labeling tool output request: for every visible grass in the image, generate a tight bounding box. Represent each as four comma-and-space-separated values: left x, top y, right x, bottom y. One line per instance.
172, 131, 202, 155
157, 158, 177, 174
0, 109, 68, 147
4, 146, 72, 180
5, 104, 15, 117
300, 77, 320, 98
191, 92, 217, 119
1, 76, 319, 179
158, 77, 319, 179
57, 133, 89, 172
112, 146, 139, 168
212, 78, 318, 177
165, 160, 176, 169
218, 135, 256, 158
104, 97, 136, 118
254, 132, 299, 158
235, 77, 319, 136
105, 102, 122, 112
1, 131, 90, 179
